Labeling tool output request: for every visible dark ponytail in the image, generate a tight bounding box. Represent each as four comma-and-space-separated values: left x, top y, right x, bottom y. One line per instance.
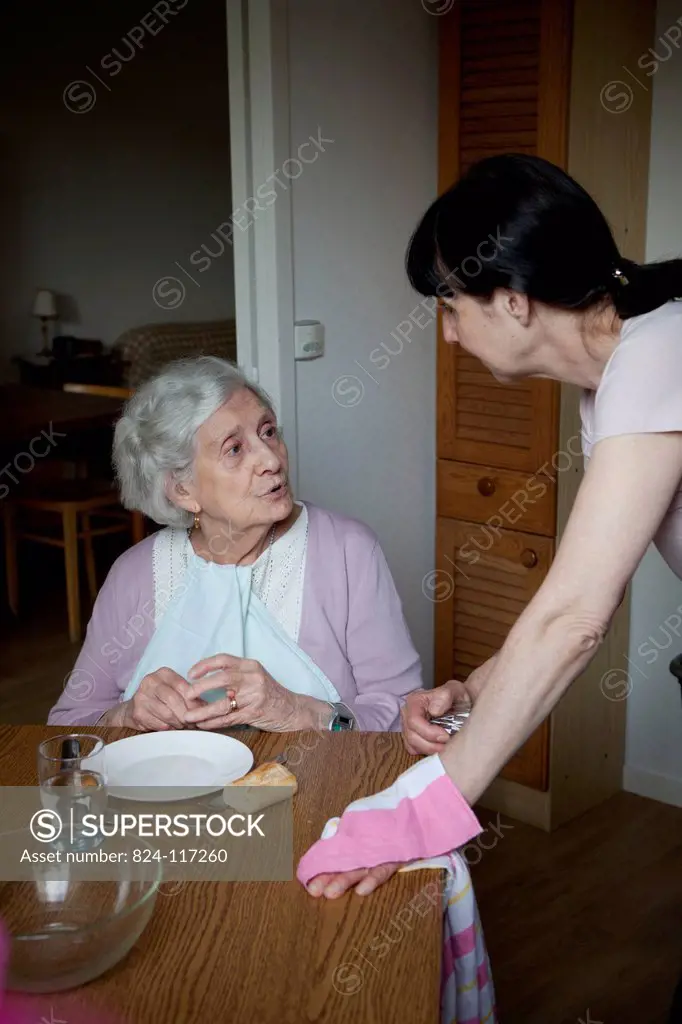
406, 153, 682, 320
610, 257, 682, 317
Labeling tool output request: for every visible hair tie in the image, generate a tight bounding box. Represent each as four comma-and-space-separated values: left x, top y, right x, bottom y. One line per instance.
612, 267, 629, 286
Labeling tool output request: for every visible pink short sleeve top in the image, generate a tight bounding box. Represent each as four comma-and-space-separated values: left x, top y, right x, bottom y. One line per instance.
580, 300, 682, 577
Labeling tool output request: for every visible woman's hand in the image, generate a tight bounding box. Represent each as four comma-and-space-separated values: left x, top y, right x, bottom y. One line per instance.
401, 659, 496, 756
184, 654, 332, 732
400, 681, 459, 755
100, 668, 199, 731
306, 862, 402, 898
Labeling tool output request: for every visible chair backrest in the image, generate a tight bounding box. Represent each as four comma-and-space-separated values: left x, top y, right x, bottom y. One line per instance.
111, 319, 237, 388
63, 383, 133, 399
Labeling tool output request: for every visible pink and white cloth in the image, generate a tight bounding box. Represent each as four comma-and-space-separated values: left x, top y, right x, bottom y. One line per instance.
297, 754, 497, 1024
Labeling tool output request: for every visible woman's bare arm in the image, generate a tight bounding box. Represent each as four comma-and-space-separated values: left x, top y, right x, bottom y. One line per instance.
440, 431, 682, 803
304, 432, 682, 900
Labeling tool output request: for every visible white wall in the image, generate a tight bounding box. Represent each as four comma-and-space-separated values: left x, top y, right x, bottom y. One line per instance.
0, 0, 234, 374
623, 0, 682, 807
287, 0, 438, 683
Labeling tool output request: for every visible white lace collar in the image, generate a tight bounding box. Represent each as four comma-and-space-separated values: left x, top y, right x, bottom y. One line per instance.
151, 503, 309, 641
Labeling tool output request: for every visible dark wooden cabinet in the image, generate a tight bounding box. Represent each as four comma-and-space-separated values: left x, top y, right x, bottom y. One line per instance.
435, 517, 553, 790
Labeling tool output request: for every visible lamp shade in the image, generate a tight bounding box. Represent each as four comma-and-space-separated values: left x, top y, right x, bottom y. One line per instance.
32, 289, 57, 318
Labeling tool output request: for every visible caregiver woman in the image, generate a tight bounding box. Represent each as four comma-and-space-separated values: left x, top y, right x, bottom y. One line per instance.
48, 357, 421, 730
300, 152, 682, 898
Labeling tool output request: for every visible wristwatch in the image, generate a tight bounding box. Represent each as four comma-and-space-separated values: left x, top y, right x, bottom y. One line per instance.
326, 702, 356, 731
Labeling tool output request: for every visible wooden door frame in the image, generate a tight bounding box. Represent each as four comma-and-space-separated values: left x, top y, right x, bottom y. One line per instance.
226, 0, 298, 490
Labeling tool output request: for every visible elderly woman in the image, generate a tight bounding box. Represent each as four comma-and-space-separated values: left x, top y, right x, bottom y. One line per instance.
48, 357, 421, 731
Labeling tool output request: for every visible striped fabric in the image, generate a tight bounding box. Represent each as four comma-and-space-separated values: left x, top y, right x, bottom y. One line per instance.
439, 852, 496, 1023
397, 852, 497, 1022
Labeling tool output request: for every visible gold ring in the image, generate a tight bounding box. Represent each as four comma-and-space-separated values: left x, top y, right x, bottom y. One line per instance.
229, 697, 238, 713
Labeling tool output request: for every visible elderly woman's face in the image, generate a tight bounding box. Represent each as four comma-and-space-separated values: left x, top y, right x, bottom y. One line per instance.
179, 387, 292, 531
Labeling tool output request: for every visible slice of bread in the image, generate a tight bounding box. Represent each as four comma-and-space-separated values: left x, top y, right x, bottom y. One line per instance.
222, 761, 297, 813
229, 762, 298, 791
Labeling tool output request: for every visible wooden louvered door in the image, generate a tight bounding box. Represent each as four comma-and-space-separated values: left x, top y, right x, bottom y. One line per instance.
437, 0, 564, 471
441, 352, 558, 471
435, 0, 571, 790
434, 519, 552, 790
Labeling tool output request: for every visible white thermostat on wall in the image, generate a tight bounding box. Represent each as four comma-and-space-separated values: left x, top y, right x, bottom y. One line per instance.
294, 320, 325, 360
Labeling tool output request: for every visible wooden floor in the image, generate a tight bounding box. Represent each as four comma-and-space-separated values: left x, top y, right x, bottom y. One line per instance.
1, 561, 682, 1022
474, 794, 682, 1023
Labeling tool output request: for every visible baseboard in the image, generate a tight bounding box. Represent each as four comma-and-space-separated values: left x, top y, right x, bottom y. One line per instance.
477, 776, 551, 830
623, 764, 682, 808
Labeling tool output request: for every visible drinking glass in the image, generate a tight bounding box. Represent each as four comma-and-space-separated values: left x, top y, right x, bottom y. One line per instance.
37, 734, 107, 850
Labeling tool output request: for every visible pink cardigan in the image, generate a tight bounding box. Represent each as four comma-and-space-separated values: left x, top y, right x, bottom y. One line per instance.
48, 504, 423, 730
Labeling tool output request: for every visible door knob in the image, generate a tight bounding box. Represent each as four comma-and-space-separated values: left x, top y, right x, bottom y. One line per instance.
477, 477, 496, 496
520, 548, 538, 569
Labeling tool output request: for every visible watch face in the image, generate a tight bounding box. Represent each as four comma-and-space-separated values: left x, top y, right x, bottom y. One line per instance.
330, 706, 354, 730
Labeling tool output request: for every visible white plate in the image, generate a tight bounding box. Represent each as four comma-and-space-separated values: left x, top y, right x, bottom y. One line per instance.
90, 732, 254, 802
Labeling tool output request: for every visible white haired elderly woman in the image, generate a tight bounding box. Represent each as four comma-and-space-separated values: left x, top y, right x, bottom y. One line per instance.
48, 357, 422, 732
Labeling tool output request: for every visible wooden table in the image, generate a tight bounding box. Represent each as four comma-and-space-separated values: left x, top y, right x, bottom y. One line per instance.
0, 726, 442, 1024
0, 385, 123, 459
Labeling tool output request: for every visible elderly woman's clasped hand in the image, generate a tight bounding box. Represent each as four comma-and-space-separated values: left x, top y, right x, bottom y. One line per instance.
184, 653, 328, 732
106, 654, 330, 733
104, 668, 199, 731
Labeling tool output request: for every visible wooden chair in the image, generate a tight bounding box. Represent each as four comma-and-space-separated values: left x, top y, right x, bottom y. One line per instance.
3, 383, 145, 644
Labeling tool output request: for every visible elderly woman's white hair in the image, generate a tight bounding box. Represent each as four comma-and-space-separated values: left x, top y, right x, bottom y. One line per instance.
113, 356, 275, 528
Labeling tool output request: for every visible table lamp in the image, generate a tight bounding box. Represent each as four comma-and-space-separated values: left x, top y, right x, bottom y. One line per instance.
32, 288, 57, 357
